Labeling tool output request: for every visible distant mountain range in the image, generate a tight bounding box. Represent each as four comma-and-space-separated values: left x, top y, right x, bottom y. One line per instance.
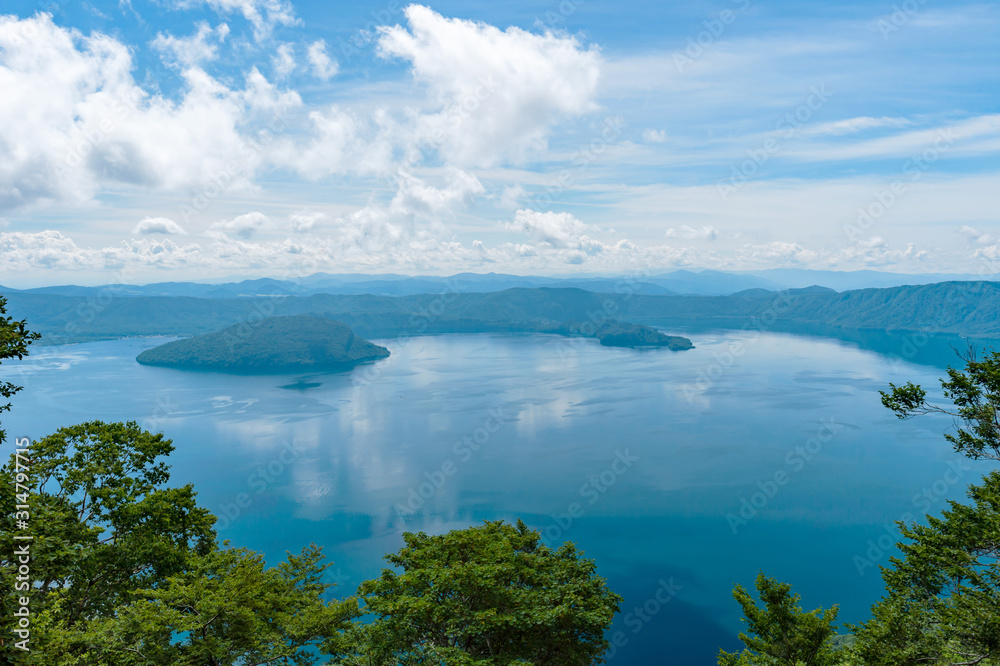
741, 268, 997, 292
3, 268, 995, 300
5, 280, 999, 346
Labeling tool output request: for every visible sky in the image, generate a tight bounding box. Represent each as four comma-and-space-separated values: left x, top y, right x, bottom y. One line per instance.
0, 0, 998, 286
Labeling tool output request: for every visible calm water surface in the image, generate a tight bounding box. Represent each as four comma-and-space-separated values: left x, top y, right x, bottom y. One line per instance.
2, 330, 994, 664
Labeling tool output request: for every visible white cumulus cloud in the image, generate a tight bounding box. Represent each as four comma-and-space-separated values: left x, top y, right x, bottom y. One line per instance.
151, 22, 230, 67
208, 211, 271, 239
0, 230, 203, 270
274, 106, 379, 179
499, 184, 526, 209
392, 167, 484, 216
377, 5, 602, 166
133, 217, 188, 235
170, 0, 299, 42
506, 209, 601, 252
959, 224, 996, 245
0, 14, 302, 212
327, 169, 484, 257
289, 211, 328, 233
307, 40, 339, 80
837, 237, 929, 266
272, 42, 296, 78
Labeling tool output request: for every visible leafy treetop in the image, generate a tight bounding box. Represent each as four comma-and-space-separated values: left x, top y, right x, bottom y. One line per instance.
881, 347, 1000, 461
335, 519, 622, 665
717, 572, 839, 666
0, 293, 40, 445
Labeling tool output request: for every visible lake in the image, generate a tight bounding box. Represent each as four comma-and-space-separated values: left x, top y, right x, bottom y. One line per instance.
2, 328, 995, 664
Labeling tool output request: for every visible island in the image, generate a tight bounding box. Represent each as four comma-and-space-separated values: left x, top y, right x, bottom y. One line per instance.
588, 321, 694, 349
520, 319, 693, 349
136, 315, 390, 373
327, 315, 693, 350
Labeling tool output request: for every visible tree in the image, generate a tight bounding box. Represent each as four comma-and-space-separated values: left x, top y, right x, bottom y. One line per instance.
0, 294, 39, 446
846, 348, 1000, 663
0, 294, 38, 655
881, 347, 1000, 461
715, 350, 1000, 664
336, 520, 622, 665
78, 544, 358, 665
850, 472, 1000, 664
717, 572, 839, 666
0, 421, 354, 664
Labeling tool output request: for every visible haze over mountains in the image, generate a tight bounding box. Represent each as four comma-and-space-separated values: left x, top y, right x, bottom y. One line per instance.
3, 268, 997, 300
6, 278, 1000, 347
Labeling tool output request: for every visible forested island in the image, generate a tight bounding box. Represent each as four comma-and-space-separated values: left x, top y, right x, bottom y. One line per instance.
136, 315, 390, 373
554, 319, 694, 349
136, 314, 692, 374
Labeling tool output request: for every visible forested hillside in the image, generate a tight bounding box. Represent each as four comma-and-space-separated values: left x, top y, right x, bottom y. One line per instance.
136, 315, 390, 372
5, 280, 999, 345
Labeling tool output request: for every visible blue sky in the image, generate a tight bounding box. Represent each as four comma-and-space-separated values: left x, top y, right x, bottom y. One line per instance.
0, 0, 998, 286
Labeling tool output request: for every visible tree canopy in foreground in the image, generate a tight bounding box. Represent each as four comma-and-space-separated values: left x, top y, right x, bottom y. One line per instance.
334, 520, 622, 665
717, 572, 839, 666
0, 294, 38, 447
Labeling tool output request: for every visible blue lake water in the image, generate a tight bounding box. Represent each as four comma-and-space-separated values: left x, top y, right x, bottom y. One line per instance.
1, 329, 995, 664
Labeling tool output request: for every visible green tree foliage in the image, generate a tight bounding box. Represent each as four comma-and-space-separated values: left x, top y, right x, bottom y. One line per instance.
0, 421, 216, 630
0, 421, 355, 664
78, 544, 358, 665
335, 520, 622, 665
851, 349, 1000, 663
721, 350, 1000, 664
717, 572, 839, 666
850, 474, 1000, 664
881, 347, 1000, 461
0, 294, 39, 445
